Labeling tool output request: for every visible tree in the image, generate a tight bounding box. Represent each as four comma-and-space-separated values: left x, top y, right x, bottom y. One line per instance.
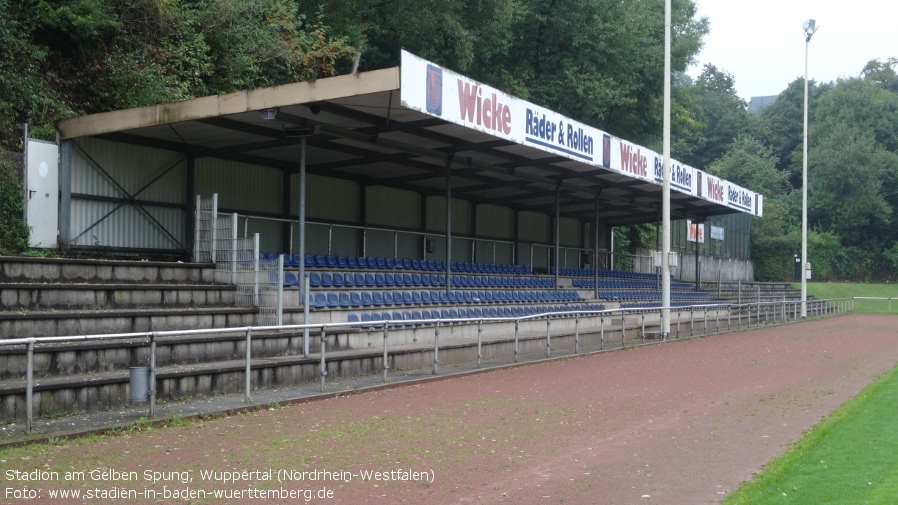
809, 122, 898, 246
710, 135, 789, 198
673, 64, 749, 168
862, 57, 898, 93
324, 0, 708, 145
756, 77, 830, 183
0, 0, 71, 148
812, 77, 898, 153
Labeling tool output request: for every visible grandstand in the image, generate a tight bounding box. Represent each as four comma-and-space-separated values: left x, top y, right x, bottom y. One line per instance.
1, 51, 765, 423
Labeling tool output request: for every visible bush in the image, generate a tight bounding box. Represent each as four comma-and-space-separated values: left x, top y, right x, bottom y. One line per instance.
0, 155, 29, 254
752, 233, 799, 282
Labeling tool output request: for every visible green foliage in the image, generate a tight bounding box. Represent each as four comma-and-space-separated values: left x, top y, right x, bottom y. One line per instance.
809, 123, 898, 246
0, 156, 29, 254
756, 78, 830, 179
751, 232, 798, 282
326, 0, 708, 144
710, 135, 790, 198
0, 0, 72, 149
862, 57, 898, 93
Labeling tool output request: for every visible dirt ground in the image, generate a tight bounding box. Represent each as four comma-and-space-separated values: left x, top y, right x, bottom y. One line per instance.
4, 314, 898, 504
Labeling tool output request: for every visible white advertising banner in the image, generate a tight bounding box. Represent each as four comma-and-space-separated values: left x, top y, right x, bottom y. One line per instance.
687, 220, 705, 243
401, 50, 762, 216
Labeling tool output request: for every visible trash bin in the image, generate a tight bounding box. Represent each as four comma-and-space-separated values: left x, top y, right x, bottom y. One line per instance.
129, 366, 149, 403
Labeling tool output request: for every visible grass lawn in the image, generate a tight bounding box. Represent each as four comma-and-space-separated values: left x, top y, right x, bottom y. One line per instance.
724, 363, 898, 504
794, 282, 898, 313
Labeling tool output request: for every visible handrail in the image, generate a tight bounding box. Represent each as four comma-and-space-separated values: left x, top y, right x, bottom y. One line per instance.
2, 297, 856, 433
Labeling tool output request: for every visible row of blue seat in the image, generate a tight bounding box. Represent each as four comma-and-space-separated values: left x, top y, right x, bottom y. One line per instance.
572, 279, 694, 290
599, 290, 711, 301
309, 289, 583, 308
347, 303, 608, 327
261, 253, 532, 274
309, 271, 554, 289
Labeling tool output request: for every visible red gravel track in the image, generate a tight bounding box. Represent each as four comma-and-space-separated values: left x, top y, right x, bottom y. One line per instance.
8, 314, 898, 504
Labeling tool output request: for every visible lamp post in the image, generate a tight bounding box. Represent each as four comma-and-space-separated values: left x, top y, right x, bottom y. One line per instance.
661, 0, 672, 339
801, 18, 817, 319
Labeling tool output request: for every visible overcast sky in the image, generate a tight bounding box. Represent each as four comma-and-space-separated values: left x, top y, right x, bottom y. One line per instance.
689, 0, 898, 101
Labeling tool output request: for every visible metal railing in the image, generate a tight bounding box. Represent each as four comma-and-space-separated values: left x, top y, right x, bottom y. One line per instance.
224, 211, 518, 264
1, 296, 869, 433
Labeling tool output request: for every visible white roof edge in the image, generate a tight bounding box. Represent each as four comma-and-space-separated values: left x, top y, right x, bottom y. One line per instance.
57, 67, 401, 140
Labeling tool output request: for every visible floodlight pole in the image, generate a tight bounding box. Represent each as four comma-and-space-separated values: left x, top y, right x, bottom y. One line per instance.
661, 0, 672, 338
801, 19, 817, 319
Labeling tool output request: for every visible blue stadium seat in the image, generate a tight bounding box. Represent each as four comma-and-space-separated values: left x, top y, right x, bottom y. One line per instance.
383, 292, 394, 305
348, 313, 360, 325
349, 292, 363, 306
320, 272, 333, 287
347, 256, 359, 268
376, 257, 387, 269
420, 291, 431, 303
309, 271, 322, 287
332, 272, 345, 286
403, 291, 414, 304
326, 292, 339, 307
361, 291, 374, 306
284, 272, 299, 286
311, 292, 326, 308
338, 292, 351, 307
385, 258, 395, 268
353, 272, 366, 286
372, 291, 385, 305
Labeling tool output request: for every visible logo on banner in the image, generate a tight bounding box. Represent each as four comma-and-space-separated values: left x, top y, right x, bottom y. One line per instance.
687, 221, 705, 243
426, 64, 442, 115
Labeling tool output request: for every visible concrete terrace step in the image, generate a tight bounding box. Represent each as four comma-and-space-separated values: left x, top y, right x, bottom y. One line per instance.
0, 319, 632, 422
0, 306, 274, 339
0, 256, 215, 284
0, 283, 237, 311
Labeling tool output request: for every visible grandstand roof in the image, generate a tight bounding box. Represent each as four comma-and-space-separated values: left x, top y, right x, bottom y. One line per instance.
57, 55, 760, 228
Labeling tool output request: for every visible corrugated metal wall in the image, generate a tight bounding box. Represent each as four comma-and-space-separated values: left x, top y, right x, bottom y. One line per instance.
475, 204, 513, 239
69, 138, 186, 250
560, 217, 580, 247
298, 174, 360, 222
196, 158, 282, 214
68, 138, 613, 262
426, 196, 472, 234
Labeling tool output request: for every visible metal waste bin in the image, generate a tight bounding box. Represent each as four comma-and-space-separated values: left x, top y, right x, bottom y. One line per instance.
129, 366, 149, 403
